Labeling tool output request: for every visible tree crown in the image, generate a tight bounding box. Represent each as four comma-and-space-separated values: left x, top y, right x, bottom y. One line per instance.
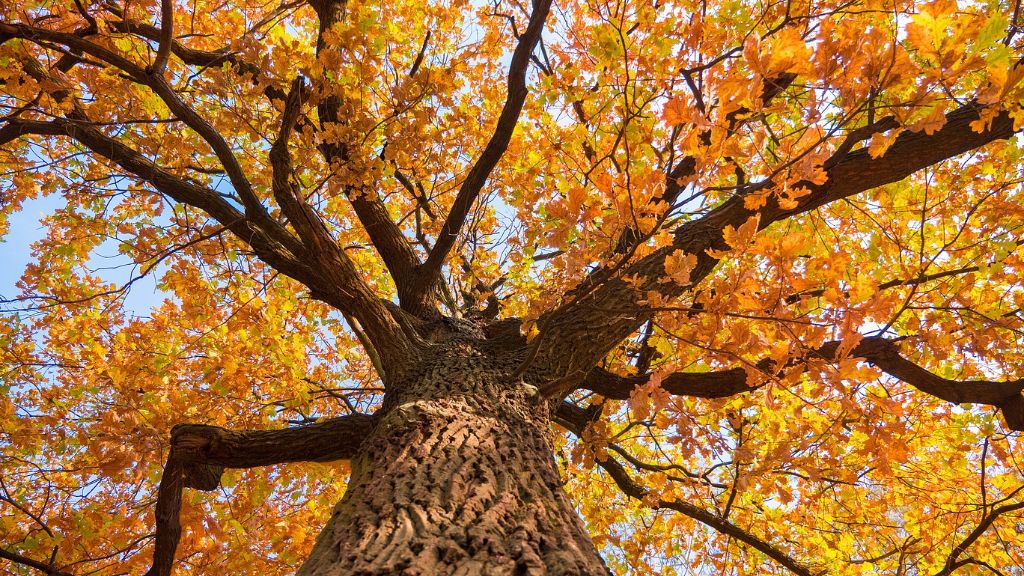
2, 0, 1024, 573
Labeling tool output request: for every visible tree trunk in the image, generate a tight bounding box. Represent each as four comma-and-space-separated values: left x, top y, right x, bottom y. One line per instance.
298, 339, 609, 575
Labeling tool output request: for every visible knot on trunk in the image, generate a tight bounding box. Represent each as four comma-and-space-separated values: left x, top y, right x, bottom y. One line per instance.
169, 424, 228, 491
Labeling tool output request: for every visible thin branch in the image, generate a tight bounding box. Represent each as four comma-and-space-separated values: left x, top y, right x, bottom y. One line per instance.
933, 499, 1024, 576
614, 73, 797, 254
102, 10, 296, 113
555, 402, 819, 576
409, 0, 554, 315
785, 244, 1024, 304
0, 547, 71, 576
0, 477, 55, 538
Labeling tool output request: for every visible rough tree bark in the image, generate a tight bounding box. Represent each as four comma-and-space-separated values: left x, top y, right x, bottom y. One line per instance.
298, 329, 609, 575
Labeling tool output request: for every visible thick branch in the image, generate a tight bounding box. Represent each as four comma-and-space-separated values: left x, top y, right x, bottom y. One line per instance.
577, 337, 1024, 430
0, 116, 309, 282
310, 1, 423, 309
555, 403, 818, 576
147, 74, 279, 231
773, 105, 1016, 223
532, 102, 1020, 394
147, 414, 375, 576
581, 365, 754, 399
0, 22, 147, 78
692, 103, 1017, 238
146, 455, 185, 576
169, 414, 376, 471
407, 0, 554, 315
269, 77, 343, 261
0, 54, 310, 283
840, 338, 1024, 431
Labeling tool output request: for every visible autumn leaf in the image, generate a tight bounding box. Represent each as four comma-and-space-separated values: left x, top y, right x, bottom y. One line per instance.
664, 250, 698, 285
722, 214, 761, 251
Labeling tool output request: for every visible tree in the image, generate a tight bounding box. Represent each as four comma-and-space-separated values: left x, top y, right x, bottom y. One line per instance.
1, 0, 1024, 572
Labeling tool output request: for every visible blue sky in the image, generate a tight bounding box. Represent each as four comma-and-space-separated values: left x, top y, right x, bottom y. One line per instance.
0, 194, 165, 318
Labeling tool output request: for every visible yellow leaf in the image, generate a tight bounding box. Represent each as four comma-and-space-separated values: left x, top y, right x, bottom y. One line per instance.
664, 250, 697, 285
722, 214, 761, 250
867, 130, 899, 158
662, 97, 694, 126
743, 190, 770, 210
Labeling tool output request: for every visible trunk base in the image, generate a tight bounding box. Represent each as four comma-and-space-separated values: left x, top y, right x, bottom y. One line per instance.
298, 347, 608, 575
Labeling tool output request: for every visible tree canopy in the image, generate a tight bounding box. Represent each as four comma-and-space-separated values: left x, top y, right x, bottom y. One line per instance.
2, 0, 1024, 573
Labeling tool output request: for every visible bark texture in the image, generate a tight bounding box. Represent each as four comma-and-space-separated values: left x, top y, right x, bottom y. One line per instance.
299, 333, 608, 576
